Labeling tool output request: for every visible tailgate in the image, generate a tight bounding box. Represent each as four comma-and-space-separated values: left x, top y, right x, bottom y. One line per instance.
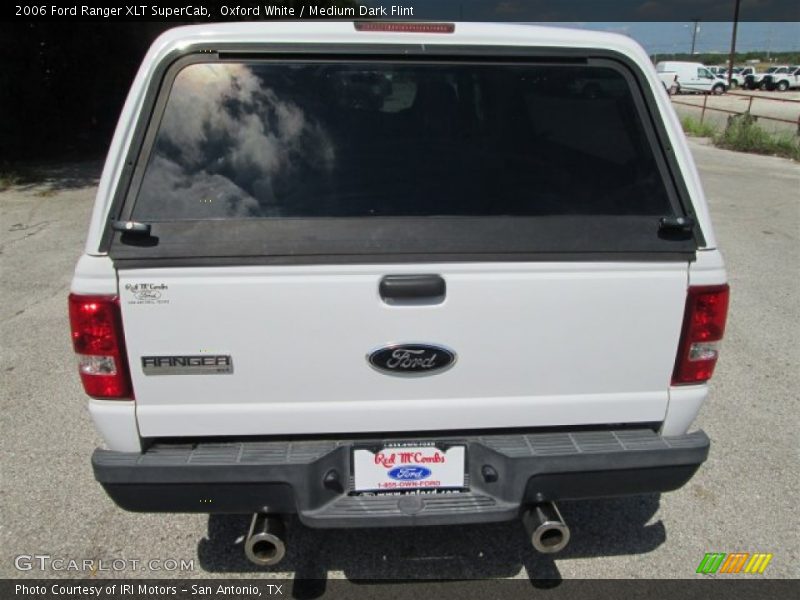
120, 262, 688, 437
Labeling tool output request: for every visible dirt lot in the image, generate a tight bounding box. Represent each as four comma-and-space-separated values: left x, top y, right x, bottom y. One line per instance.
0, 142, 798, 583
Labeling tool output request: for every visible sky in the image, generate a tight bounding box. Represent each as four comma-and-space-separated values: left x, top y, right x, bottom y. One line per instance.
570, 22, 800, 55
361, 1, 800, 54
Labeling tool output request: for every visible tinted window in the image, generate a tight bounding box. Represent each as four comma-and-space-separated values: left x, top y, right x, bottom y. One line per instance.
133, 62, 673, 220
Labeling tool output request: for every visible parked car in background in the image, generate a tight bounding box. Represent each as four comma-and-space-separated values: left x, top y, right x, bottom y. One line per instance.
744, 66, 790, 90
762, 66, 800, 91
729, 66, 753, 88
657, 70, 680, 95
713, 72, 730, 88
656, 61, 727, 95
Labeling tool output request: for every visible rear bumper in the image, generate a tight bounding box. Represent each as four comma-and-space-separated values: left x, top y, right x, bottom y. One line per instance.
92, 429, 709, 528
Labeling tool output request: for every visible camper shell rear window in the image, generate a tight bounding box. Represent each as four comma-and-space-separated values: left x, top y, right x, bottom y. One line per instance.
110, 51, 698, 265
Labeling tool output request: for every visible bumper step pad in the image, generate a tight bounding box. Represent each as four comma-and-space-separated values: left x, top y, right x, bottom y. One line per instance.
93, 429, 709, 527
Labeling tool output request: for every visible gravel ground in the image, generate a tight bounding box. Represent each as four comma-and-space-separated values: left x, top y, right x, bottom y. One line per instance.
0, 142, 798, 583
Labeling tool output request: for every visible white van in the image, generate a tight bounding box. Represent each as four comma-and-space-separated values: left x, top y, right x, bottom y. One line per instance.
656, 61, 727, 95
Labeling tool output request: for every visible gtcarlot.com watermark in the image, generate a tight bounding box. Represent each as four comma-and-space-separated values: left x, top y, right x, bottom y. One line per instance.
14, 554, 195, 573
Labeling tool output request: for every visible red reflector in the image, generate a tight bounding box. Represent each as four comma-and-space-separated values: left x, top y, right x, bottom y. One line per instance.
68, 294, 133, 399
672, 285, 730, 385
354, 22, 455, 34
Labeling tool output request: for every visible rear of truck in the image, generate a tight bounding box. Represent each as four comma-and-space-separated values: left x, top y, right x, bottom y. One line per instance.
69, 22, 728, 558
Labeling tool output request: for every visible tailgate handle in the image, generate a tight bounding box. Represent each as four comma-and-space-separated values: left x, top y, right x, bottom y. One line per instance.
379, 275, 446, 304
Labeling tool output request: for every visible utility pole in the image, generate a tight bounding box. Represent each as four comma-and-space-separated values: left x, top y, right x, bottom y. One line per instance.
727, 0, 741, 86
691, 19, 700, 56
690, 20, 700, 55
766, 24, 773, 62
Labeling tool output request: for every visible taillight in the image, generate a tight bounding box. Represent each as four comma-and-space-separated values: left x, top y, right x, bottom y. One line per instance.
68, 294, 133, 399
672, 285, 730, 385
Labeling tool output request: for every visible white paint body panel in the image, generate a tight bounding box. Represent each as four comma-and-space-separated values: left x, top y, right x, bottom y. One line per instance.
120, 262, 689, 437
70, 255, 117, 296
662, 386, 707, 437
689, 249, 728, 286
87, 400, 141, 452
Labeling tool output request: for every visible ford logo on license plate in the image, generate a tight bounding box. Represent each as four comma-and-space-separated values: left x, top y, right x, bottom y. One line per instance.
388, 466, 433, 481
368, 343, 456, 376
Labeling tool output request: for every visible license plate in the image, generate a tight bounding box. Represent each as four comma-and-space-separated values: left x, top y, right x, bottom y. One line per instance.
352, 444, 466, 492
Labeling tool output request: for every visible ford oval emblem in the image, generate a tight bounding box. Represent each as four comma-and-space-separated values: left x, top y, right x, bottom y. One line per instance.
368, 343, 456, 377
388, 466, 432, 481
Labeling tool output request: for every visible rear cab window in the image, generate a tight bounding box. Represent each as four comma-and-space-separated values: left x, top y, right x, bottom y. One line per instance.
110, 51, 699, 265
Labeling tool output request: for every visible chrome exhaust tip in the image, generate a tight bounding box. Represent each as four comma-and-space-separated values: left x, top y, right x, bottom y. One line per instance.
522, 502, 570, 554
244, 513, 287, 567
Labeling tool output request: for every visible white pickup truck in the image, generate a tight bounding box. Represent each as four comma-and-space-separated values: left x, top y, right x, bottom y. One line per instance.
727, 66, 752, 88
743, 66, 792, 90
70, 22, 728, 566
762, 66, 800, 91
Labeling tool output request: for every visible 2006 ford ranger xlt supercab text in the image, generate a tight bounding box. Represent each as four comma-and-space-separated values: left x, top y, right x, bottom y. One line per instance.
70, 22, 729, 564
